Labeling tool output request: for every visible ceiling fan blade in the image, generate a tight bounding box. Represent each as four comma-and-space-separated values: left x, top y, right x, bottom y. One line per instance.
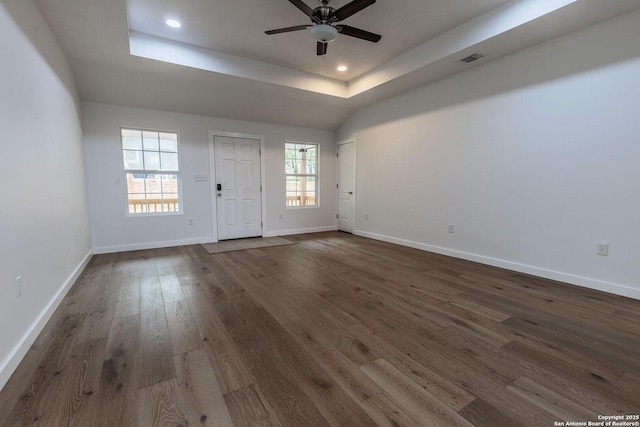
317, 41, 328, 56
265, 25, 309, 35
289, 0, 314, 17
330, 0, 375, 21
336, 24, 381, 42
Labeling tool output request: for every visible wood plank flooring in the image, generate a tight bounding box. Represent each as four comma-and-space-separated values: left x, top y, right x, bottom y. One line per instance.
1, 232, 639, 426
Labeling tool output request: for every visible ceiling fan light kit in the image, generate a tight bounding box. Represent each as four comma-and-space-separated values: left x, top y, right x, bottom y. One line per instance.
310, 24, 338, 42
265, 0, 381, 56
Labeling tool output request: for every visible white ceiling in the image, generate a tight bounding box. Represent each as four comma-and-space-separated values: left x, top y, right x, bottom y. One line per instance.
34, 0, 640, 130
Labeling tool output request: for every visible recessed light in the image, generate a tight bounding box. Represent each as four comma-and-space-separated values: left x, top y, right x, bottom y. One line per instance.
166, 19, 181, 28
337, 65, 348, 72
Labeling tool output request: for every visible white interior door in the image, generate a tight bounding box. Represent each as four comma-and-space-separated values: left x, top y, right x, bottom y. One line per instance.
337, 141, 355, 233
214, 136, 262, 240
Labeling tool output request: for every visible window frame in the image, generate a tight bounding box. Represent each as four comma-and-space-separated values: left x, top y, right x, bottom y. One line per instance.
285, 141, 319, 209
120, 127, 183, 216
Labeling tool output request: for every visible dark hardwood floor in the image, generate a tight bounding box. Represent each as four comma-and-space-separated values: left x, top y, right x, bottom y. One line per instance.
1, 232, 638, 426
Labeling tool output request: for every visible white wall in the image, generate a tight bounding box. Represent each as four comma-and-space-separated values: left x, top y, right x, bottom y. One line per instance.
82, 102, 336, 253
337, 10, 640, 300
0, 0, 92, 389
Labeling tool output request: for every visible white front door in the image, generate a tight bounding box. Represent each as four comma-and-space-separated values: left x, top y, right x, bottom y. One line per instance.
337, 141, 355, 233
214, 136, 262, 240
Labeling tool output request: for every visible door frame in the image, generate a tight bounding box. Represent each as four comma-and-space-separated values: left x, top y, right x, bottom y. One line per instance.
336, 137, 356, 232
208, 130, 267, 242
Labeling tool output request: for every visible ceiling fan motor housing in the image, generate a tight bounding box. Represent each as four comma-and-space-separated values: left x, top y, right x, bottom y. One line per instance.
313, 5, 335, 23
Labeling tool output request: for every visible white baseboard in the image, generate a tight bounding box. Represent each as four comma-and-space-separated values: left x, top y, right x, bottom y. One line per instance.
0, 250, 94, 392
354, 230, 640, 301
94, 237, 214, 254
263, 226, 337, 238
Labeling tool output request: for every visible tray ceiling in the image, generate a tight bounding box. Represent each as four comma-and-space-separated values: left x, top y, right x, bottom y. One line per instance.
33, 0, 640, 129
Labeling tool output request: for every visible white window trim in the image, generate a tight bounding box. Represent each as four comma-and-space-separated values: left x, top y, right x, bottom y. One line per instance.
285, 141, 319, 209
120, 127, 184, 216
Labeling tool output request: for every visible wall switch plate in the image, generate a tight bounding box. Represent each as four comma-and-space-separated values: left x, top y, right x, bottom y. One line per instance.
278, 213, 283, 220
194, 175, 208, 182
365, 213, 369, 220
596, 243, 609, 256
188, 218, 194, 225
448, 224, 454, 233
15, 276, 23, 298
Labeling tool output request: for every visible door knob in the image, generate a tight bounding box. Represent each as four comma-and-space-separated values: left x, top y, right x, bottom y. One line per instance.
217, 193, 222, 197
349, 192, 353, 195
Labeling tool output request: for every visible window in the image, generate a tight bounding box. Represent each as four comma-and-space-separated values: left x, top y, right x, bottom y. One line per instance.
285, 142, 318, 207
121, 128, 181, 214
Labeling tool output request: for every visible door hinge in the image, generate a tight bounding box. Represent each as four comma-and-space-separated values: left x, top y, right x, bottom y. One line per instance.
336, 153, 339, 157
336, 184, 339, 189
259, 149, 261, 155
260, 186, 262, 192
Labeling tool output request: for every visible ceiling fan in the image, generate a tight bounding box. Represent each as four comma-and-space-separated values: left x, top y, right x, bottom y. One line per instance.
265, 0, 382, 56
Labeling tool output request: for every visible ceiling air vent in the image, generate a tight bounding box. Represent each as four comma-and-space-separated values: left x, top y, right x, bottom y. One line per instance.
459, 53, 485, 64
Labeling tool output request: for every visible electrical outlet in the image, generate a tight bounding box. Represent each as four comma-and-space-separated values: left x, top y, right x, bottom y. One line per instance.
596, 242, 609, 256
75, 233, 80, 244
188, 218, 194, 226
365, 213, 369, 220
448, 224, 454, 233
15, 276, 23, 298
